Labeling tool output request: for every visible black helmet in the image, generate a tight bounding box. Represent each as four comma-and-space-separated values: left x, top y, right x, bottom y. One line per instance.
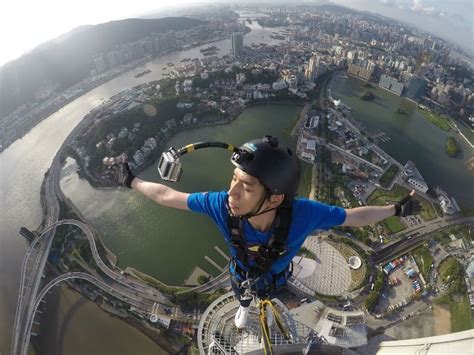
230, 135, 301, 198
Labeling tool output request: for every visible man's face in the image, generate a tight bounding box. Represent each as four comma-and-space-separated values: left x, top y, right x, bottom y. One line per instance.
228, 168, 267, 215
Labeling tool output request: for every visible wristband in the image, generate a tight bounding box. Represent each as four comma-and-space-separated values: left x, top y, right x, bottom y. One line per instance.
124, 163, 135, 189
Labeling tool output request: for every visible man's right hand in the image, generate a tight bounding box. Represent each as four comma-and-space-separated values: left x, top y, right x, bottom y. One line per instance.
113, 163, 136, 188
394, 190, 422, 217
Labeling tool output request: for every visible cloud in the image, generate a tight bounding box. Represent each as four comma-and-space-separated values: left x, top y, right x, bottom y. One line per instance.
374, 0, 441, 16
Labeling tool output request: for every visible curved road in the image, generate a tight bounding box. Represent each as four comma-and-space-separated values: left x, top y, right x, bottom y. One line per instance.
19, 272, 154, 355
12, 219, 170, 355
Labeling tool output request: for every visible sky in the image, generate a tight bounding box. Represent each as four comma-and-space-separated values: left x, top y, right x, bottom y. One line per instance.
0, 0, 472, 68
0, 0, 200, 67
333, 0, 473, 54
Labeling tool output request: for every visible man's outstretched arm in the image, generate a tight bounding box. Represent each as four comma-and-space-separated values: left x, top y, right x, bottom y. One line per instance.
131, 178, 190, 210
341, 190, 420, 227
342, 205, 395, 227
114, 163, 190, 210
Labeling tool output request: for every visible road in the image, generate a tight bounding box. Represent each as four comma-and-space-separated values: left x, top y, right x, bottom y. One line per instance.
372, 216, 474, 264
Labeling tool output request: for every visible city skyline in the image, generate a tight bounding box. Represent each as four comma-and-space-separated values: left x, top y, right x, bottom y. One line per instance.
0, 0, 472, 68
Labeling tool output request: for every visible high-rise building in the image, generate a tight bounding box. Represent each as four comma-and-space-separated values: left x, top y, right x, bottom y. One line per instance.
93, 55, 107, 74
231, 32, 244, 57
404, 76, 427, 101
379, 75, 404, 96
347, 61, 374, 81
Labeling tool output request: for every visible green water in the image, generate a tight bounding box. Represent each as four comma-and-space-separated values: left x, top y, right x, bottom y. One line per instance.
331, 76, 474, 207
61, 104, 306, 285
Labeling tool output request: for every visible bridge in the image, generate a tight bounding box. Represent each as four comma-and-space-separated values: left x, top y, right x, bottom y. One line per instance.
11, 158, 61, 355
11, 219, 170, 355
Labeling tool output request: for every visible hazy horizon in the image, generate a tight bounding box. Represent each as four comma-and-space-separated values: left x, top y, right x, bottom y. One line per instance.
0, 0, 472, 68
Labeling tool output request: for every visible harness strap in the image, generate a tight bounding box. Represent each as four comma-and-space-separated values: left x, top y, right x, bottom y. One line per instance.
259, 205, 292, 273
228, 216, 247, 264
227, 200, 293, 277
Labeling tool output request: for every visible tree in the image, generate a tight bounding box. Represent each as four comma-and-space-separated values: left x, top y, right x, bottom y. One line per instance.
197, 275, 210, 285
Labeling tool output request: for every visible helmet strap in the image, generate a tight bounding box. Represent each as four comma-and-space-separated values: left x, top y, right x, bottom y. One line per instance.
241, 190, 278, 219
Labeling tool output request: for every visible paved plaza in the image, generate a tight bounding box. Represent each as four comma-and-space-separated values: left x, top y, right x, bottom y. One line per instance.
293, 236, 352, 296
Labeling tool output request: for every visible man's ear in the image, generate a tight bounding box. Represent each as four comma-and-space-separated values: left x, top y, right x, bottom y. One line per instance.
269, 194, 285, 207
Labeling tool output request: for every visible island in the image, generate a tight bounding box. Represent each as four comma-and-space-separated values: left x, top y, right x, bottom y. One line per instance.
446, 136, 461, 157
395, 108, 407, 115
360, 90, 374, 101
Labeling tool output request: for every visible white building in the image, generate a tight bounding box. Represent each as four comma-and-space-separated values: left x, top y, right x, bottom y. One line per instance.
407, 177, 429, 193
272, 80, 288, 91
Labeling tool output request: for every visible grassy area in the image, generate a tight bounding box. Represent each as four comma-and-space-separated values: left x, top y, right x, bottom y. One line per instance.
298, 247, 316, 259
434, 224, 472, 246
382, 216, 406, 234
438, 256, 467, 295
368, 184, 408, 204
301, 164, 313, 197
411, 245, 433, 280
130, 268, 186, 295
434, 202, 444, 217
438, 257, 460, 280
367, 184, 437, 221
417, 107, 452, 131
451, 294, 474, 332
434, 232, 454, 245
314, 291, 344, 303
434, 294, 473, 332
379, 164, 399, 188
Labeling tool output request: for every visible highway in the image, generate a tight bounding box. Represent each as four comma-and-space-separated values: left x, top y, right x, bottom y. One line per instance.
11, 158, 61, 355
372, 216, 474, 264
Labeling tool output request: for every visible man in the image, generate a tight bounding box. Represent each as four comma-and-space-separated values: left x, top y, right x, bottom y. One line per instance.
115, 135, 420, 328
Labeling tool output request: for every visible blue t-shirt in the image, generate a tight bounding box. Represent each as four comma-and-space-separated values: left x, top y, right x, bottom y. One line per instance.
187, 191, 346, 275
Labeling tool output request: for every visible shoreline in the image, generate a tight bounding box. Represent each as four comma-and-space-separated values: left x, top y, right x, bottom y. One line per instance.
0, 34, 233, 154
78, 99, 307, 188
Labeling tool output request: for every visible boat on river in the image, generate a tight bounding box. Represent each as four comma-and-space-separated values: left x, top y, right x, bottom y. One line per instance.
134, 69, 152, 78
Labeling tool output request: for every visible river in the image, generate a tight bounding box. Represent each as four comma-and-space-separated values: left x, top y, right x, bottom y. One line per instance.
0, 17, 289, 354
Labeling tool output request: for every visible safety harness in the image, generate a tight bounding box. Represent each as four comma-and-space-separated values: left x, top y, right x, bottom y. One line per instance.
227, 201, 293, 277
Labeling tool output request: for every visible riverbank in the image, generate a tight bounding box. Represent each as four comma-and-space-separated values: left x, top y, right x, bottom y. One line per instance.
62, 282, 174, 354
74, 98, 306, 188
0, 34, 233, 154
417, 106, 452, 131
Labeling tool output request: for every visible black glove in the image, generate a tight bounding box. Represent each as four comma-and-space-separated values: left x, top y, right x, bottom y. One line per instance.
113, 163, 135, 188
394, 192, 422, 217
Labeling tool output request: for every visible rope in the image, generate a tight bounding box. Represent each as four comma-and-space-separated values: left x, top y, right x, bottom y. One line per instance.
257, 298, 291, 355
